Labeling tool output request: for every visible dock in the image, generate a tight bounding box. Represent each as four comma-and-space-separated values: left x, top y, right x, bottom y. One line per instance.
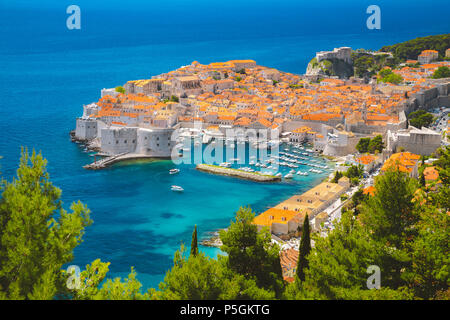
196, 164, 281, 182
83, 153, 161, 170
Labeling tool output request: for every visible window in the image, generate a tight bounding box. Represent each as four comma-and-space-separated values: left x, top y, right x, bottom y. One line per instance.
124, 140, 127, 144
116, 140, 119, 144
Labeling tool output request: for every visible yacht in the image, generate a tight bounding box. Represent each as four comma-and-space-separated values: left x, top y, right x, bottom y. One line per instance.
284, 173, 294, 179
169, 169, 180, 175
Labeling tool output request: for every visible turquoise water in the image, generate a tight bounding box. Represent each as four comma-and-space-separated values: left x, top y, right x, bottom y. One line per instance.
69, 142, 330, 287
0, 1, 448, 289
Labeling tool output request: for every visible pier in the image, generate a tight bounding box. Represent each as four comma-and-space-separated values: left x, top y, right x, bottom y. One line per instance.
83, 152, 129, 170
83, 153, 159, 170
196, 164, 282, 182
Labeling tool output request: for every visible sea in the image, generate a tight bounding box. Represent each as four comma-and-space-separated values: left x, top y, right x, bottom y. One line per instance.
0, 0, 448, 290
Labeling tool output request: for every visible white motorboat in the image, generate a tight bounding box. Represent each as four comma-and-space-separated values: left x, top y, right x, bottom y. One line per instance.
171, 185, 184, 192
169, 169, 180, 175
219, 162, 232, 168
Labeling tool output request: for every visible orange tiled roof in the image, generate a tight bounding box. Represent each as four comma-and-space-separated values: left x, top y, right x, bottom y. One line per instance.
253, 208, 298, 227
363, 186, 376, 196
423, 166, 439, 181
381, 152, 420, 173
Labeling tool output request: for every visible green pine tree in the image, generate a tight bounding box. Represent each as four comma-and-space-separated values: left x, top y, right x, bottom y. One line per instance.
296, 214, 311, 281
219, 207, 284, 297
190, 225, 198, 257
0, 149, 92, 299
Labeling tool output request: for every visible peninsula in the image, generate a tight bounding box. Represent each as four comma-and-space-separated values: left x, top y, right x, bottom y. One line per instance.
73, 39, 449, 169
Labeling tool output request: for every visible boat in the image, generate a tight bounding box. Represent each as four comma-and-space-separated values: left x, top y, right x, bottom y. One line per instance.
284, 173, 294, 179
219, 162, 232, 168
169, 169, 180, 175
171, 185, 184, 192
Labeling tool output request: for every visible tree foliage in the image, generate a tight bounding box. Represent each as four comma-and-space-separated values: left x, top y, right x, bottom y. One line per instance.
378, 69, 403, 84
356, 137, 371, 153
296, 214, 311, 281
432, 66, 450, 79
0, 149, 92, 299
356, 135, 383, 154
408, 109, 435, 128
115, 86, 126, 94
219, 207, 284, 297
380, 34, 450, 61
331, 170, 343, 183
190, 225, 198, 257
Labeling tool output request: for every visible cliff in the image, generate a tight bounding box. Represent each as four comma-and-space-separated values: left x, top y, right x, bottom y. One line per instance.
306, 57, 353, 79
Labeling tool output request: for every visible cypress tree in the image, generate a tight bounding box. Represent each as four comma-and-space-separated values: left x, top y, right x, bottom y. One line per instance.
190, 225, 198, 257
296, 214, 311, 281
420, 170, 426, 187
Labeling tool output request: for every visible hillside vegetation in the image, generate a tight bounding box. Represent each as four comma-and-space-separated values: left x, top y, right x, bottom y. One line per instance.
380, 34, 450, 62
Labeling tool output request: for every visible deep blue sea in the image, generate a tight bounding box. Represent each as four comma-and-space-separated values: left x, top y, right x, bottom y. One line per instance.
0, 0, 449, 290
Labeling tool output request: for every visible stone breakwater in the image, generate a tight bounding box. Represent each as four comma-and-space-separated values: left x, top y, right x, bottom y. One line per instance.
196, 164, 282, 182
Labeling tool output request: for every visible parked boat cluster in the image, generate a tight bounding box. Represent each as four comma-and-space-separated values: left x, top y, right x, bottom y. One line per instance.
215, 142, 332, 180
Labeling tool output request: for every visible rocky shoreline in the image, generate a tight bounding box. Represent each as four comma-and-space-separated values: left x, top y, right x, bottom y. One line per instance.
200, 235, 223, 248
